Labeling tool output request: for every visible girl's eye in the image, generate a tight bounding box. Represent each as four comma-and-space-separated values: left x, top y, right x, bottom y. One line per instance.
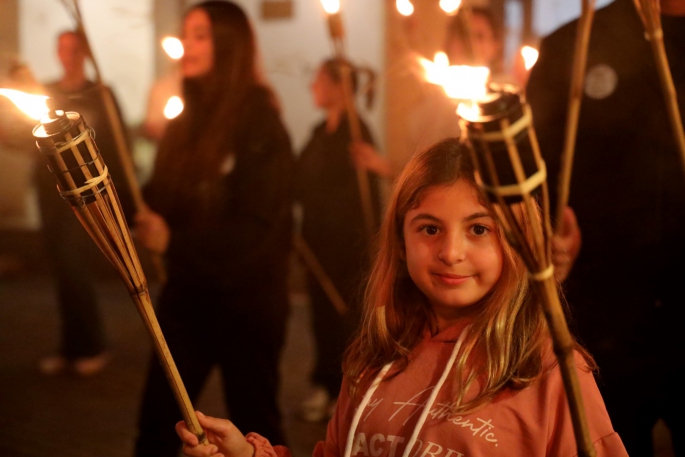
421, 225, 440, 236
471, 224, 490, 236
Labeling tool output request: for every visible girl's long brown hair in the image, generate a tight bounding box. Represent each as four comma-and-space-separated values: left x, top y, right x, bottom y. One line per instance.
344, 138, 591, 413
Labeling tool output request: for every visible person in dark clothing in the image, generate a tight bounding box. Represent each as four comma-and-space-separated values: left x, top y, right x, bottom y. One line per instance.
133, 2, 293, 454
36, 30, 133, 376
296, 59, 382, 422
527, 1, 685, 454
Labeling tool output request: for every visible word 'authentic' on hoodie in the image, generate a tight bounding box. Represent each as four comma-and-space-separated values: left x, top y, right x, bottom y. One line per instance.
252, 320, 627, 457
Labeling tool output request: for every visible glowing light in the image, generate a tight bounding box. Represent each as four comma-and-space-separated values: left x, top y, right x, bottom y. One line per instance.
0, 88, 49, 120
162, 37, 184, 60
418, 52, 490, 100
439, 0, 462, 14
456, 102, 481, 120
521, 46, 539, 71
320, 0, 340, 14
396, 0, 414, 16
163, 96, 184, 119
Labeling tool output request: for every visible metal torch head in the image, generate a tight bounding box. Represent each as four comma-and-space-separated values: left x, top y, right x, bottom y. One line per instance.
459, 84, 545, 205
32, 99, 110, 207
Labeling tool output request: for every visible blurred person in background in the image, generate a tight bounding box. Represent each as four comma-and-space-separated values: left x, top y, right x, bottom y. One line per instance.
365, 7, 505, 180
134, 1, 293, 454
296, 58, 382, 422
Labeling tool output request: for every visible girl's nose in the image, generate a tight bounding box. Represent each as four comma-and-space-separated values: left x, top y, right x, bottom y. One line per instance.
438, 233, 466, 265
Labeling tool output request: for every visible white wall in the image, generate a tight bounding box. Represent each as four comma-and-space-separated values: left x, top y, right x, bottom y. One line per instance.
534, 0, 614, 37
226, 0, 385, 152
19, 0, 155, 125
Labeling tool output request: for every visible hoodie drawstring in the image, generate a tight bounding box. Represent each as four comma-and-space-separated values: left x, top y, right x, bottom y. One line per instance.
343, 326, 470, 457
343, 362, 393, 457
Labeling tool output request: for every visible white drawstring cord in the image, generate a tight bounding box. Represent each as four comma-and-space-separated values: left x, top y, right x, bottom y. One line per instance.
400, 326, 470, 457
343, 326, 470, 457
343, 362, 393, 457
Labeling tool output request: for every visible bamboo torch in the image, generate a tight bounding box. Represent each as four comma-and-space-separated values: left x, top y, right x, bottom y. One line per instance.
554, 0, 596, 232
59, 0, 167, 282
22, 96, 207, 445
320, 0, 376, 235
458, 84, 595, 457
633, 0, 685, 176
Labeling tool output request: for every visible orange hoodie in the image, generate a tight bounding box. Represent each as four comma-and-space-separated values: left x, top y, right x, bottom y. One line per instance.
252, 319, 627, 457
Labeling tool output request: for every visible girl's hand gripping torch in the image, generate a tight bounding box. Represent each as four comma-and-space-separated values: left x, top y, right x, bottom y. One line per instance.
31, 99, 208, 446
458, 85, 596, 457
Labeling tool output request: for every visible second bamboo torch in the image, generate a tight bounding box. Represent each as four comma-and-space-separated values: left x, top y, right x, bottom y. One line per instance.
458, 84, 596, 457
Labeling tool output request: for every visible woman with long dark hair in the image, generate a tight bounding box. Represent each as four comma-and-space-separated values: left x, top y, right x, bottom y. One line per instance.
134, 2, 293, 454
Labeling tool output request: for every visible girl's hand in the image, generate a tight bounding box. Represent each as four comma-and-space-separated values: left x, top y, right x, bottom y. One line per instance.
175, 411, 254, 457
134, 207, 170, 254
350, 141, 392, 177
552, 207, 581, 282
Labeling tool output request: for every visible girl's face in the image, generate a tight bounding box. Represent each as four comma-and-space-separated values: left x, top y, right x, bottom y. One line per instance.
403, 179, 503, 327
310, 66, 342, 109
181, 9, 214, 78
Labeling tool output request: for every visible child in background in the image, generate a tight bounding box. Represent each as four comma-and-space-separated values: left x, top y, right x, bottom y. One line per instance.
297, 58, 382, 422
175, 138, 626, 456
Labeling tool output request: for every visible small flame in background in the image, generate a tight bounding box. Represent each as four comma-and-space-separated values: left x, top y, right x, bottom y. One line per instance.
396, 0, 414, 16
162, 37, 184, 60
320, 0, 340, 14
521, 46, 539, 71
439, 0, 462, 14
0, 88, 49, 120
164, 96, 184, 119
418, 52, 490, 100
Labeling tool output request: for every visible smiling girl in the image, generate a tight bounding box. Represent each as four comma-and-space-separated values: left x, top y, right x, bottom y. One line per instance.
175, 139, 626, 456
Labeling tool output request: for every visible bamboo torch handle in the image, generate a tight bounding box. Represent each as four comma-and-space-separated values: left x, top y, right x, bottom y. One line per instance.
535, 275, 596, 457
648, 33, 685, 177
555, 0, 595, 233
293, 234, 348, 316
134, 290, 209, 445
97, 84, 168, 283
331, 36, 376, 236
66, 2, 167, 283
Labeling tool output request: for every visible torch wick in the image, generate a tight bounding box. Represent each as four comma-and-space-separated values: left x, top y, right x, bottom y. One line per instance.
46, 97, 60, 119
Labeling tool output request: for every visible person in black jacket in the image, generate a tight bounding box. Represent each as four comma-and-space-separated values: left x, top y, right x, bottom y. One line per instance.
527, 1, 685, 454
296, 59, 382, 422
36, 30, 133, 377
133, 2, 293, 454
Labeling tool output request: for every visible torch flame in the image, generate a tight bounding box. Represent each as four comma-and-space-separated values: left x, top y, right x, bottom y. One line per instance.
418, 52, 490, 100
320, 0, 340, 14
0, 88, 49, 120
439, 0, 462, 14
396, 0, 414, 16
521, 46, 539, 71
456, 102, 481, 120
162, 37, 184, 60
163, 96, 184, 120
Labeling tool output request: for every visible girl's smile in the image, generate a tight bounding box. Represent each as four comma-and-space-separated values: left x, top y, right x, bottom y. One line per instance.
403, 179, 503, 328
432, 272, 474, 286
